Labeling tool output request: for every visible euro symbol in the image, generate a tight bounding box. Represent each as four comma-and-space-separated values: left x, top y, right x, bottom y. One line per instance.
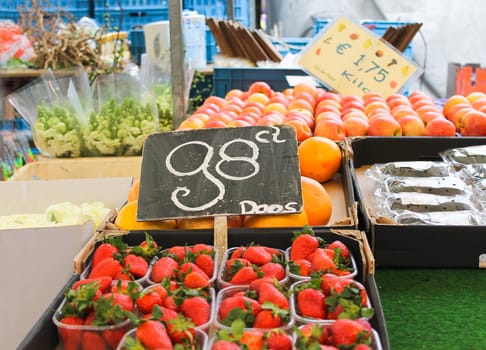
336, 43, 352, 55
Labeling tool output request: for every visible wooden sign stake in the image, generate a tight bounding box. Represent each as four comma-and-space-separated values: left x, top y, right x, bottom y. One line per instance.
213, 215, 228, 266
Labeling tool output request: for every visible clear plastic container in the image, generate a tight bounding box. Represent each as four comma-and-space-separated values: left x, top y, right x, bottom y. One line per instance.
207, 330, 293, 350
214, 285, 294, 332
80, 260, 150, 287
217, 246, 288, 289
284, 247, 358, 283
290, 279, 373, 325
53, 299, 133, 350
116, 326, 208, 350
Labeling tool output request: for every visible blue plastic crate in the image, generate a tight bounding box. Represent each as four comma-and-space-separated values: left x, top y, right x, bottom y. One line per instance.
95, 8, 168, 31
205, 28, 217, 63
212, 67, 318, 97
271, 37, 310, 56
1, 8, 88, 24
94, 0, 168, 11
0, 10, 20, 22
129, 29, 145, 65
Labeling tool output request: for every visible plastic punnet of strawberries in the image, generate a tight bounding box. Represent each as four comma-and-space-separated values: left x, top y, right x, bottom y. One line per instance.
216, 277, 292, 331
218, 244, 287, 288
292, 274, 375, 323
84, 233, 161, 284
53, 279, 141, 350
287, 226, 357, 280
148, 243, 217, 288
211, 319, 293, 350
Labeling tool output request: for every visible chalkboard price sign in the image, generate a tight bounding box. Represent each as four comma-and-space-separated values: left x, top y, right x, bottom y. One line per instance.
137, 125, 303, 220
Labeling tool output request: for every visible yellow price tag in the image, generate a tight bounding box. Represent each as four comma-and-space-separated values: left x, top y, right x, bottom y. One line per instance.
299, 16, 422, 96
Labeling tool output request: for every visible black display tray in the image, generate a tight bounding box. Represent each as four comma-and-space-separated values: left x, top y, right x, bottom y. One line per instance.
19, 228, 390, 350
349, 136, 486, 268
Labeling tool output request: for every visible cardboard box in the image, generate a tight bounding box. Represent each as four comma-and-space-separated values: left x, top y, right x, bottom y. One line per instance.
19, 228, 390, 350
10, 156, 142, 181
0, 177, 133, 349
349, 137, 486, 268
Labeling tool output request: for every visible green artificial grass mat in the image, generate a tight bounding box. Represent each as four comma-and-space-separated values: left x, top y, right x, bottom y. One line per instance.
375, 268, 486, 350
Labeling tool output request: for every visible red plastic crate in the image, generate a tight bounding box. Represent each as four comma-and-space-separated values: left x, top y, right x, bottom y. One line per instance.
447, 63, 486, 96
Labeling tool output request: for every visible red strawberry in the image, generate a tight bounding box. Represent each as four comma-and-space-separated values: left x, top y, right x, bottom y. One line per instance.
164, 295, 179, 311
149, 284, 168, 303
123, 254, 149, 278
218, 295, 261, 321
330, 319, 372, 346
258, 282, 289, 310
253, 309, 282, 328
166, 245, 190, 261
88, 257, 123, 279
136, 291, 164, 314
299, 323, 329, 344
309, 248, 337, 274
58, 316, 83, 350
91, 243, 119, 268
136, 320, 174, 349
212, 340, 241, 350
81, 331, 106, 350
101, 292, 134, 312
110, 280, 141, 295
192, 243, 214, 255
157, 305, 179, 324
243, 246, 272, 265
326, 304, 345, 320
327, 240, 350, 259
180, 296, 211, 326
166, 314, 196, 343
290, 232, 320, 261
297, 288, 326, 319
72, 277, 112, 293
229, 266, 258, 285
240, 331, 264, 350
178, 262, 207, 278
103, 326, 129, 349
354, 345, 373, 350
183, 270, 210, 288
258, 262, 285, 281
225, 258, 251, 270
262, 246, 282, 257
266, 330, 293, 350
289, 259, 312, 276
230, 246, 246, 259
195, 253, 215, 278
150, 256, 178, 283
248, 277, 276, 293
321, 273, 347, 295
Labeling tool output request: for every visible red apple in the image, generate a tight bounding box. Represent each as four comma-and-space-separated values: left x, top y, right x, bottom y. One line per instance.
344, 116, 369, 136
367, 115, 402, 136
460, 110, 486, 136
313, 118, 346, 141
248, 81, 273, 98
425, 118, 456, 136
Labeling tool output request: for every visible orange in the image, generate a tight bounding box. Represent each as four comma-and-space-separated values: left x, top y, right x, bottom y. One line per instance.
127, 180, 140, 202
242, 211, 308, 228
176, 215, 243, 229
114, 200, 177, 230
301, 176, 333, 226
298, 136, 342, 183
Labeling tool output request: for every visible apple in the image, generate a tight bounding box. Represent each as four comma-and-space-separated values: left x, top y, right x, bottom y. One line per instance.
420, 111, 445, 126
204, 118, 228, 128
225, 89, 244, 99
187, 112, 211, 124
460, 110, 486, 136
177, 117, 205, 130
392, 106, 419, 121
408, 91, 430, 105
263, 102, 288, 115
367, 115, 402, 136
248, 81, 273, 98
224, 96, 245, 108
313, 118, 346, 141
341, 100, 365, 113
288, 98, 314, 113
315, 111, 342, 124
197, 102, 220, 114
247, 92, 270, 106
425, 118, 456, 136
398, 115, 426, 136
293, 91, 317, 108
315, 103, 342, 116
204, 95, 226, 108
471, 97, 486, 111
342, 110, 368, 121
283, 118, 313, 142
340, 95, 364, 106
227, 119, 253, 127
256, 114, 284, 126
365, 101, 390, 116
269, 92, 291, 107
236, 113, 259, 125
386, 94, 411, 109
344, 116, 369, 136
466, 91, 486, 104
285, 110, 315, 129
316, 91, 342, 105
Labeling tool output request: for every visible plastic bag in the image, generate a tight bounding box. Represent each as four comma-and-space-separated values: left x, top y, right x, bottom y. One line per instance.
0, 20, 36, 67
440, 144, 486, 166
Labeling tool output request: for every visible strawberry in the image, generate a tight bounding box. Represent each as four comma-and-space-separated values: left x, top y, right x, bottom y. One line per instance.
91, 242, 119, 268
327, 240, 350, 259
178, 262, 207, 278
58, 316, 83, 350
243, 246, 272, 265
230, 246, 246, 259
248, 277, 275, 293
110, 280, 141, 296
212, 340, 242, 350
130, 233, 160, 261
157, 305, 179, 324
261, 246, 282, 257
265, 330, 293, 350
218, 295, 261, 321
192, 243, 214, 255
288, 259, 312, 276
150, 256, 178, 283
299, 323, 329, 344
88, 257, 123, 279
136, 290, 164, 314
258, 282, 289, 310
149, 284, 168, 303
309, 248, 337, 274
136, 320, 174, 349
253, 309, 282, 328
164, 295, 179, 311
103, 326, 130, 349
166, 314, 196, 343
354, 345, 373, 350
297, 288, 326, 319
195, 253, 215, 278
101, 292, 134, 312
165, 245, 190, 261
229, 266, 258, 285
330, 319, 372, 347
123, 254, 149, 278
258, 262, 285, 281
72, 277, 112, 293
180, 296, 211, 326
240, 330, 264, 350
183, 270, 210, 288
226, 258, 251, 270
81, 331, 106, 350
